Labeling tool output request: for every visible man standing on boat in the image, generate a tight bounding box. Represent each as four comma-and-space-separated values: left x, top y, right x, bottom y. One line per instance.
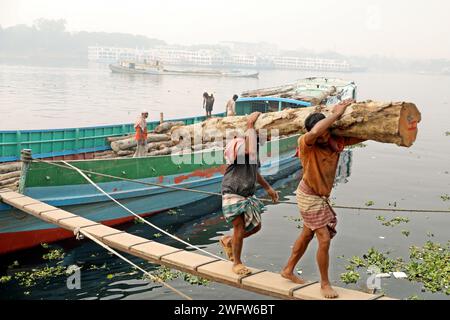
226, 94, 239, 116
203, 92, 215, 118
133, 111, 148, 158
280, 99, 365, 299
220, 112, 279, 276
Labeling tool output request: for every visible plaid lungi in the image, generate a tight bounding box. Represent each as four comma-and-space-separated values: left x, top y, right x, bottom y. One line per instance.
222, 194, 265, 232
296, 180, 337, 238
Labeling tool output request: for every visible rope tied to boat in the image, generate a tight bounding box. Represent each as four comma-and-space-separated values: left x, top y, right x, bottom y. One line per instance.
60, 160, 227, 262
32, 159, 450, 214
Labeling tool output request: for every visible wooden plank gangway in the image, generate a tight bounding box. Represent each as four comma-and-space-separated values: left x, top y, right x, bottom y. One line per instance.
0, 188, 394, 300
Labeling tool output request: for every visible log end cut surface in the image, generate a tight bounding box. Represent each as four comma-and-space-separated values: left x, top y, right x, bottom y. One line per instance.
398, 102, 422, 147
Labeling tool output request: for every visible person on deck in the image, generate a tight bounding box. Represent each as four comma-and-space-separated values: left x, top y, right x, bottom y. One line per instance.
226, 94, 239, 116
133, 111, 148, 158
203, 92, 215, 118
219, 112, 279, 276
281, 99, 364, 299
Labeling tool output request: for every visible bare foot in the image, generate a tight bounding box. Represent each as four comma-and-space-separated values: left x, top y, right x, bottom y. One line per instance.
281, 269, 305, 284
232, 264, 251, 276
219, 236, 234, 261
320, 284, 339, 299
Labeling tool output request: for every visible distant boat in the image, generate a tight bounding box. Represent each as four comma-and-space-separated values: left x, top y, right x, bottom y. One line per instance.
109, 60, 259, 78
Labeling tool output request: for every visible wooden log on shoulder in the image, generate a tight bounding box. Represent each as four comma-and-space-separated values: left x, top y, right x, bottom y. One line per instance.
170, 101, 421, 147
111, 134, 170, 152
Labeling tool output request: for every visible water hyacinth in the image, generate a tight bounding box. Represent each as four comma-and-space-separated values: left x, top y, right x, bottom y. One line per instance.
339, 241, 449, 295
406, 241, 450, 295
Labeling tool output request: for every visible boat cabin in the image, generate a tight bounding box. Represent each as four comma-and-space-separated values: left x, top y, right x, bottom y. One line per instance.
234, 97, 311, 115
234, 78, 357, 116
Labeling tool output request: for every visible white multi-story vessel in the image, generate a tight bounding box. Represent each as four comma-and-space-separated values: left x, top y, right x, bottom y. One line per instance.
88, 46, 354, 72
273, 56, 351, 72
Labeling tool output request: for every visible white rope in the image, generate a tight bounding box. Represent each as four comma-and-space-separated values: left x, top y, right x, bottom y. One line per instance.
61, 161, 226, 261
76, 228, 192, 300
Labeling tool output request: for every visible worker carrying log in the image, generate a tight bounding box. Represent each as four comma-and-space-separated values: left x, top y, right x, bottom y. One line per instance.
219, 112, 279, 277
134, 111, 149, 158
171, 99, 421, 298
280, 99, 366, 299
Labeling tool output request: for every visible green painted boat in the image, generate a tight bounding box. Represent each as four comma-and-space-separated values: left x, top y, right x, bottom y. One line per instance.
0, 77, 357, 254
0, 113, 223, 163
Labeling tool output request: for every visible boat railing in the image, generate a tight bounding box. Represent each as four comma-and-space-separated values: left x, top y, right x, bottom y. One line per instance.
0, 112, 226, 162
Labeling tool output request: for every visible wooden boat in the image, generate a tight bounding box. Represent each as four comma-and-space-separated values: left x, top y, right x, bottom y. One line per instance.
109, 60, 259, 78
0, 78, 357, 254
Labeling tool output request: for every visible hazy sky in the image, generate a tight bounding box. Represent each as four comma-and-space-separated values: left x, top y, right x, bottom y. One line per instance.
1, 0, 449, 60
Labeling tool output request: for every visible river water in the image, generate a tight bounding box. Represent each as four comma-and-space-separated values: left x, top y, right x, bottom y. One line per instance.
0, 63, 449, 300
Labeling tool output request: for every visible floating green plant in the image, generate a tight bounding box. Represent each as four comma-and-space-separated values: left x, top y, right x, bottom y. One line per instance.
134, 218, 145, 224
167, 209, 181, 216
341, 241, 449, 295
365, 200, 375, 207
349, 256, 366, 268
440, 194, 450, 202
340, 271, 360, 284
42, 249, 65, 261
406, 241, 449, 294
13, 266, 66, 287
146, 266, 209, 286
153, 233, 163, 238
0, 275, 12, 284
381, 216, 410, 227
151, 266, 179, 282
182, 273, 210, 286
363, 248, 403, 273
401, 230, 410, 237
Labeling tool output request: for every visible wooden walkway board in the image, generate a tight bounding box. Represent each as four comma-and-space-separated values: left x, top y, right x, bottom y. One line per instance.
0, 188, 393, 300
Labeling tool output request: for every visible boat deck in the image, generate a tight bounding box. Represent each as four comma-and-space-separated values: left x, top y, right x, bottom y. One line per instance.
0, 188, 394, 300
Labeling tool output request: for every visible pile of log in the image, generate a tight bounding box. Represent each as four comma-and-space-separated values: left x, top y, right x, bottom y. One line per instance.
100, 100, 421, 159
170, 101, 421, 148
0, 162, 21, 191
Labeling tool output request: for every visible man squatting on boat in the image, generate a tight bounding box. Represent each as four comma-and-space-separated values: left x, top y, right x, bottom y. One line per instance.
219, 111, 279, 276
134, 111, 148, 157
280, 99, 365, 299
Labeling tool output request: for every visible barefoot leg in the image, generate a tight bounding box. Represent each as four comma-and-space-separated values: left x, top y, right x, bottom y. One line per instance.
320, 283, 339, 299
315, 227, 338, 298
281, 226, 314, 283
